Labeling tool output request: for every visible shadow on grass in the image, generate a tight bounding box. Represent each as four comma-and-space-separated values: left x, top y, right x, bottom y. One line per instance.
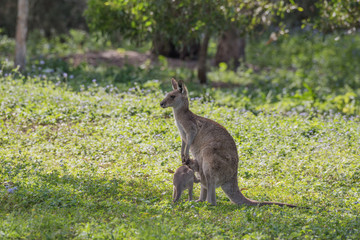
1, 168, 167, 213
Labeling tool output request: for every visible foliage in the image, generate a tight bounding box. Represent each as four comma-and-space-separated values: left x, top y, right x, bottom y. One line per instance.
0, 29, 15, 58
85, 0, 300, 83
0, 67, 359, 238
27, 30, 114, 57
0, 29, 120, 62
0, 0, 87, 37
85, 0, 297, 46
308, 0, 360, 33
247, 32, 360, 91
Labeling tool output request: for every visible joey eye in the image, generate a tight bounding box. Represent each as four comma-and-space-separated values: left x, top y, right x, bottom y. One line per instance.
170, 95, 176, 99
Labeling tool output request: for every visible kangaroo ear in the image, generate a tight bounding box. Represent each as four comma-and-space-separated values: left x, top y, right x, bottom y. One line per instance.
178, 80, 187, 95
171, 78, 178, 90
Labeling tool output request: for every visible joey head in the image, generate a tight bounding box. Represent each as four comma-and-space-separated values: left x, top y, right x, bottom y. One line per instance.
161, 78, 297, 207
173, 164, 200, 203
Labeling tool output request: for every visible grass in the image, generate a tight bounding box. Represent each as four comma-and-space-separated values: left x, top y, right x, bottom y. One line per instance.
0, 30, 360, 238
0, 67, 359, 239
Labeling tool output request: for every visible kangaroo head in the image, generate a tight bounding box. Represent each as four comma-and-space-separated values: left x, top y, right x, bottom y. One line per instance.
160, 78, 189, 109
186, 158, 199, 172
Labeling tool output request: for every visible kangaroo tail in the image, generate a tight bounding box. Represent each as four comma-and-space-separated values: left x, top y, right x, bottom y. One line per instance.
173, 186, 182, 203
221, 178, 297, 208
255, 201, 297, 208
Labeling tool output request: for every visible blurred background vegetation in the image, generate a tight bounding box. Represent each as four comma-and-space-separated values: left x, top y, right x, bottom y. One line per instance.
1, 0, 360, 115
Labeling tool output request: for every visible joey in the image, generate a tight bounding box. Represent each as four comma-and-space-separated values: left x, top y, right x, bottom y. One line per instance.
173, 163, 200, 203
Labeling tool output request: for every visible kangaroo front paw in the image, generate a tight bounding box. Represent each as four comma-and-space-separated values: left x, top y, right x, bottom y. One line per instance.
182, 155, 190, 164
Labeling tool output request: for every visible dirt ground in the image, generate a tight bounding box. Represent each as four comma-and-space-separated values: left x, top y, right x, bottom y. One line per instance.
65, 50, 199, 69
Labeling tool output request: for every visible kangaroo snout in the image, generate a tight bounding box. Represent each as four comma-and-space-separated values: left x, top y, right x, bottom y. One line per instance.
160, 101, 166, 108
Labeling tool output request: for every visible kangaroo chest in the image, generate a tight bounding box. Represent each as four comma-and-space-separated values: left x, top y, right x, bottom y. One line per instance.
175, 119, 187, 142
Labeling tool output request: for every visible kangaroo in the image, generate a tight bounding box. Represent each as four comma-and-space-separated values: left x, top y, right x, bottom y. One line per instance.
173, 161, 200, 203
161, 78, 296, 207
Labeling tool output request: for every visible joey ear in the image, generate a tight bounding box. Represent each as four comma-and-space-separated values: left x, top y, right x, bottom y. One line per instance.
171, 78, 178, 90
178, 80, 187, 95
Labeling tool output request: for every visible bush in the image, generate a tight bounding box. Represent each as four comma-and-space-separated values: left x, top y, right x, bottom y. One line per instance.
247, 32, 360, 90
0, 29, 15, 59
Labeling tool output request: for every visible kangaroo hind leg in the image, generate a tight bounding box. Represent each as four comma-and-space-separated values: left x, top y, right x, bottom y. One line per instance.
196, 184, 207, 202
206, 179, 216, 206
188, 182, 194, 201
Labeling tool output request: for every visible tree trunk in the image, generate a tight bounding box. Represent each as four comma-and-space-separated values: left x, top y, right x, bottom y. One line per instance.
215, 27, 245, 71
15, 0, 29, 72
197, 32, 210, 84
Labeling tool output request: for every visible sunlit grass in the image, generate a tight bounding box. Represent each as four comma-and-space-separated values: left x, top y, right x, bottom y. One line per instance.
0, 29, 360, 238
0, 69, 359, 238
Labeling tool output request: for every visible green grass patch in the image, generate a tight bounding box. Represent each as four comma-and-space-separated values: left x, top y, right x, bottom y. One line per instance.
0, 69, 359, 239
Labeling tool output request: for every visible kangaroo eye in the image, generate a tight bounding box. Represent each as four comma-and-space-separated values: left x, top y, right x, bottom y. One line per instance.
170, 95, 176, 99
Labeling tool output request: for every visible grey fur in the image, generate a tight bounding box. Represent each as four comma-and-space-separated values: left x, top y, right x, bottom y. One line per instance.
173, 165, 200, 203
161, 78, 296, 207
